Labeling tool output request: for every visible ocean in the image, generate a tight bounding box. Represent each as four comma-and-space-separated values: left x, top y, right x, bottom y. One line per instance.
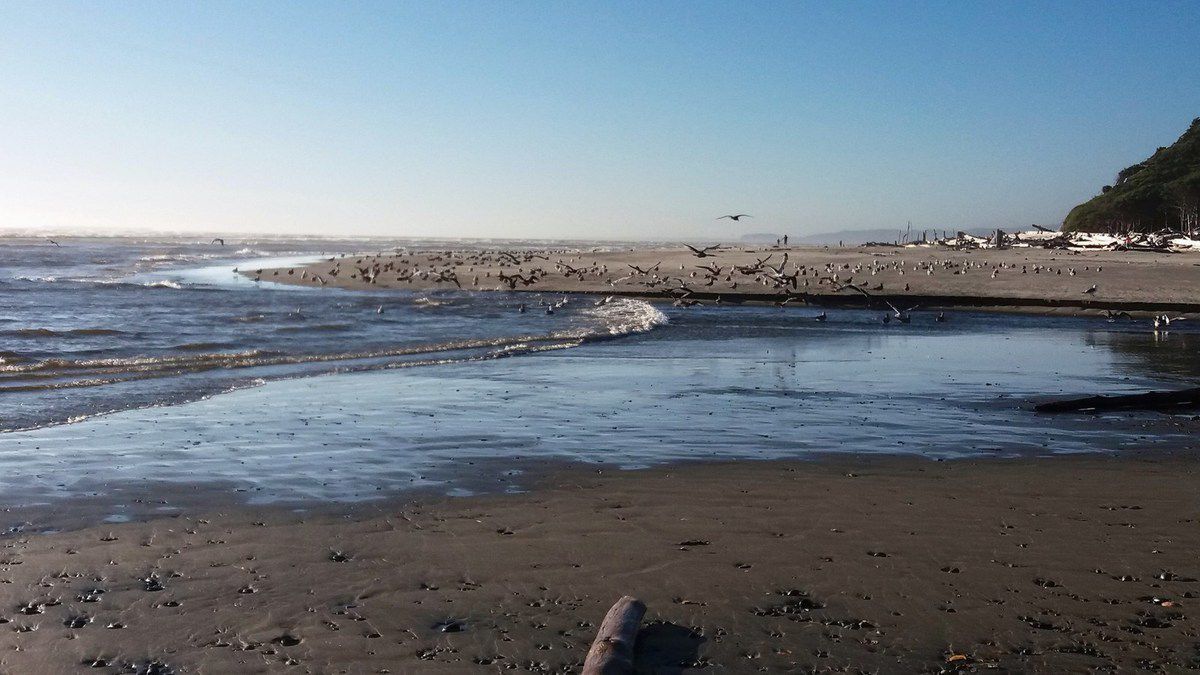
2, 235, 1198, 526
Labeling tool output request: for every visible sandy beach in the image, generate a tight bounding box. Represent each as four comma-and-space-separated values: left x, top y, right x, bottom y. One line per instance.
3, 453, 1199, 673
256, 244, 1200, 315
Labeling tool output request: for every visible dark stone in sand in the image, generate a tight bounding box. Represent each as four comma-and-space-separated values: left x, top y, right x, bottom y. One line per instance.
678, 540, 710, 547
142, 575, 165, 592
1156, 571, 1197, 582
272, 633, 303, 646
126, 660, 176, 675
328, 550, 352, 562
64, 615, 91, 628
432, 618, 467, 633
752, 589, 825, 616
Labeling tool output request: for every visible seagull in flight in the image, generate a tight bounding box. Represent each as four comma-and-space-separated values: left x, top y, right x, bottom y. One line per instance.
685, 244, 722, 258
717, 214, 752, 221
47, 239, 61, 247
838, 282, 918, 322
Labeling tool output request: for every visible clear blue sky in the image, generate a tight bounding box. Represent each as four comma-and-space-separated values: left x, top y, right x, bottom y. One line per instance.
1, 1, 1198, 240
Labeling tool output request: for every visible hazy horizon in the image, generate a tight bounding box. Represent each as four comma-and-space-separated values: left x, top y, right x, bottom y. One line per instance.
2, 2, 1198, 240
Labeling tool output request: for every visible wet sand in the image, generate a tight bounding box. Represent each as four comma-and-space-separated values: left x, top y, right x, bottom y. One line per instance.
257, 244, 1200, 314
3, 453, 1200, 672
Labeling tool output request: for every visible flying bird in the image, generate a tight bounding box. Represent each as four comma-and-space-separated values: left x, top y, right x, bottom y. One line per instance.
717, 214, 752, 221
47, 239, 61, 247
685, 244, 721, 258
838, 282, 918, 322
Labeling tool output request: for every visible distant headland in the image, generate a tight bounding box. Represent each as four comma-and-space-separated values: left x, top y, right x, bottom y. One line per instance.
1064, 117, 1200, 233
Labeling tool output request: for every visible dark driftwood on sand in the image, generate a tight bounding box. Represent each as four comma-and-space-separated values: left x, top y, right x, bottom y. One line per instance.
582, 595, 646, 675
1035, 387, 1200, 413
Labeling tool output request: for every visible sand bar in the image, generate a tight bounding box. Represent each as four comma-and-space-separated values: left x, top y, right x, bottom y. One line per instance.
256, 244, 1200, 315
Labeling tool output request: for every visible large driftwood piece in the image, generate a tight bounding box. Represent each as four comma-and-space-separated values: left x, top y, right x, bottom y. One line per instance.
581, 596, 646, 675
1035, 387, 1200, 413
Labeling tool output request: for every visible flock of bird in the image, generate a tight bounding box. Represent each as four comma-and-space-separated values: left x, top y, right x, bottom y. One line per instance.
39, 235, 1189, 330
232, 240, 1197, 330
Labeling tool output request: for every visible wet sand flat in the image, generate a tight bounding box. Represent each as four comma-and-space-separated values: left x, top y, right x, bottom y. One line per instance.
259, 245, 1200, 314
3, 453, 1199, 672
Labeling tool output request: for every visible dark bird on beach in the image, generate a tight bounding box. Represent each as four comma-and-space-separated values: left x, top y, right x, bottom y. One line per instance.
1083, 284, 1097, 294
1103, 310, 1132, 323
685, 244, 722, 258
211, 238, 225, 246
815, 311, 827, 322
717, 214, 751, 221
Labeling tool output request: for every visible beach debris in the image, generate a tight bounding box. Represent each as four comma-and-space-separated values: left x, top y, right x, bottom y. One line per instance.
582, 595, 645, 675
432, 618, 467, 633
751, 589, 825, 617
64, 615, 91, 628
1035, 387, 1200, 413
271, 633, 303, 646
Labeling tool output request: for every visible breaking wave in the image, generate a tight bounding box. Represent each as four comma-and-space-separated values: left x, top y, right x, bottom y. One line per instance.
0, 298, 667, 421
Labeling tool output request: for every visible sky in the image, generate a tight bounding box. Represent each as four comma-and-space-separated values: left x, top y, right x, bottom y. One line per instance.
1, 1, 1198, 241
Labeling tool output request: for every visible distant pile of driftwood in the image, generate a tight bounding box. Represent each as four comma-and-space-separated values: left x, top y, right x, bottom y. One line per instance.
879, 228, 1200, 253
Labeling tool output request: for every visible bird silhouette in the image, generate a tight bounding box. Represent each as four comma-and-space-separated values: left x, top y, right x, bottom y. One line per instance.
717, 214, 751, 221
685, 244, 721, 258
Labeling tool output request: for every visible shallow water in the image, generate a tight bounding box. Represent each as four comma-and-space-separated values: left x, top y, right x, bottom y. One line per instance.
1, 236, 1198, 526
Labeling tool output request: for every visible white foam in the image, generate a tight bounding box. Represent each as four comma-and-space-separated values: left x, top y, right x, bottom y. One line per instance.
581, 298, 669, 337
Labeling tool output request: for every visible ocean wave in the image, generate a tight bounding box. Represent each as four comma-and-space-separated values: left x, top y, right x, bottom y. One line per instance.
0, 298, 667, 394
4, 327, 127, 338
275, 323, 352, 333
581, 297, 669, 336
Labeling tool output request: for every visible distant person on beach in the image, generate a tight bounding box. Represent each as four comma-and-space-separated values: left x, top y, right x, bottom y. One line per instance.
783, 235, 788, 245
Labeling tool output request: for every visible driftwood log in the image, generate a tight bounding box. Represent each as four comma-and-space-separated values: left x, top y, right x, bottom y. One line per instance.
1035, 387, 1200, 413
581, 596, 646, 675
